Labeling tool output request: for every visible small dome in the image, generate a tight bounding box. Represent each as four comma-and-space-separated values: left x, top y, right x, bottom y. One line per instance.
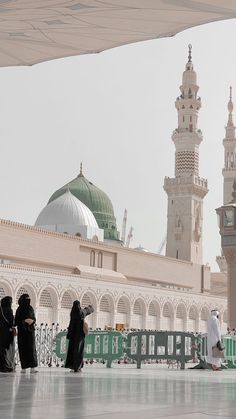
35, 189, 98, 229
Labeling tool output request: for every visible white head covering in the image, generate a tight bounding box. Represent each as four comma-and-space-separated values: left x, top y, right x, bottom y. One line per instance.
211, 309, 219, 317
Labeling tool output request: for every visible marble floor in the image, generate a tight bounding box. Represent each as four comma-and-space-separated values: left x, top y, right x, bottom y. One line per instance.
0, 365, 236, 419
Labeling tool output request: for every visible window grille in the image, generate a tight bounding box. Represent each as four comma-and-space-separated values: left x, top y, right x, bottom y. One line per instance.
189, 306, 197, 320
0, 287, 5, 299
148, 302, 156, 316
16, 286, 29, 302
176, 304, 185, 319
61, 292, 73, 309
81, 293, 92, 307
117, 298, 127, 314
100, 296, 110, 312
163, 303, 171, 317
133, 300, 142, 315
40, 289, 53, 308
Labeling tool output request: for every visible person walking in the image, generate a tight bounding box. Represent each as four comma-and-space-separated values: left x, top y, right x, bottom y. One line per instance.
0, 296, 15, 372
15, 293, 38, 373
207, 309, 223, 371
65, 300, 94, 373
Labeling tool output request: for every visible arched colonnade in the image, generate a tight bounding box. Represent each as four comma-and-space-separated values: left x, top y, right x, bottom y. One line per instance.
0, 281, 227, 332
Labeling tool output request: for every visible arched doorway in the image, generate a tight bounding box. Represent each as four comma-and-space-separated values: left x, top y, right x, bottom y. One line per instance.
175, 303, 187, 331
116, 296, 130, 329
98, 294, 114, 329
161, 302, 174, 331
131, 298, 146, 329
38, 287, 58, 325
200, 307, 209, 333
81, 292, 97, 329
188, 305, 198, 332
147, 301, 160, 330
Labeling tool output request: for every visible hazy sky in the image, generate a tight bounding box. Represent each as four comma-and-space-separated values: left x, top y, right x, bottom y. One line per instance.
0, 18, 236, 271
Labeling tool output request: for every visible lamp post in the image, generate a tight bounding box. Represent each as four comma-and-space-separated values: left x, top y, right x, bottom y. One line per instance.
216, 181, 236, 329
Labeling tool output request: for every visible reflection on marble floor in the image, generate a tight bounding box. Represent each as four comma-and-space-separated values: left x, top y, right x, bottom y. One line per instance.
0, 365, 236, 418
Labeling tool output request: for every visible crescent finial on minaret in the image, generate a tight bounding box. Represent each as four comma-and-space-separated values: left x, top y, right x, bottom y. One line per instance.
188, 44, 192, 63
227, 86, 234, 128
228, 86, 233, 113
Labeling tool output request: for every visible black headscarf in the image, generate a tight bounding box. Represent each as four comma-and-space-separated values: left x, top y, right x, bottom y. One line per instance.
15, 293, 35, 326
1, 296, 12, 308
70, 300, 84, 320
0, 296, 14, 327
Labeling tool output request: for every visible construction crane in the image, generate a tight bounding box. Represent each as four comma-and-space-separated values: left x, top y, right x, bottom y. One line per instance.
121, 209, 127, 244
158, 235, 167, 255
126, 226, 134, 248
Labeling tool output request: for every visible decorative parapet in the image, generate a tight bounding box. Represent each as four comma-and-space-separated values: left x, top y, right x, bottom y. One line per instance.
164, 175, 208, 189
0, 218, 113, 250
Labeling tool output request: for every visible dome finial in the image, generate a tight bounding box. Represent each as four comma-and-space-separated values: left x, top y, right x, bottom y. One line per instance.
79, 161, 84, 177
188, 44, 192, 63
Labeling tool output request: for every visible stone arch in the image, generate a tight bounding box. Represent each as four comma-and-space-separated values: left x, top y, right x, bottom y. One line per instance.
98, 293, 115, 329
161, 301, 174, 331
38, 286, 59, 326
0, 280, 13, 301
131, 297, 146, 330
175, 303, 187, 332
15, 284, 37, 310
81, 291, 98, 329
200, 306, 210, 333
115, 295, 131, 329
147, 300, 161, 330
188, 304, 199, 332
59, 289, 77, 330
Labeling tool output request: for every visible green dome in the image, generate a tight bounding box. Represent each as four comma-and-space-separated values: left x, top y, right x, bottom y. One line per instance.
48, 167, 119, 241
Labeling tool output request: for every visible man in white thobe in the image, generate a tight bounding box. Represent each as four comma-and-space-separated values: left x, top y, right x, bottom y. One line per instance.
207, 309, 222, 370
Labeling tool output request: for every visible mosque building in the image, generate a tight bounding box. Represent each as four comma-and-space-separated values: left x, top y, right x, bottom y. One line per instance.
0, 47, 227, 332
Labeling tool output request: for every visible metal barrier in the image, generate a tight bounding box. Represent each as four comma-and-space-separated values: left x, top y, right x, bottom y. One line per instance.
125, 331, 195, 369
14, 326, 196, 370
198, 334, 236, 368
55, 330, 124, 368
15, 324, 64, 367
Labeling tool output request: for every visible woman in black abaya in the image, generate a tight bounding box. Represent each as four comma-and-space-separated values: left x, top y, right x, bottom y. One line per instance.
65, 300, 94, 372
15, 293, 38, 373
0, 296, 15, 372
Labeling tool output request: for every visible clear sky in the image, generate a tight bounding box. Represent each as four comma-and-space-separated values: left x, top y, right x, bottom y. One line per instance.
0, 18, 235, 271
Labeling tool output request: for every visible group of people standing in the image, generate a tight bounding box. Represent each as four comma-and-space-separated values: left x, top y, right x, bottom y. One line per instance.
0, 293, 94, 374
0, 294, 37, 373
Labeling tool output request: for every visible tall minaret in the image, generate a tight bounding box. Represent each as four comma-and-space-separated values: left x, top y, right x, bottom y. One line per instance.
222, 87, 236, 204
163, 45, 208, 264
216, 87, 236, 272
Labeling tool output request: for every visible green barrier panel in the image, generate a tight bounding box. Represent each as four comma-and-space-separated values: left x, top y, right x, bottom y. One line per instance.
198, 334, 236, 368
55, 331, 68, 360
84, 331, 124, 368
125, 331, 195, 369
54, 330, 124, 368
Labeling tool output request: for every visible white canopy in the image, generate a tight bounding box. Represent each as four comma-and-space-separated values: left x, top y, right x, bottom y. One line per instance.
1, 0, 236, 67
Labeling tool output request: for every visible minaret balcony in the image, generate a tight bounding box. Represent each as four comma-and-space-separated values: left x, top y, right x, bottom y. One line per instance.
164, 175, 208, 197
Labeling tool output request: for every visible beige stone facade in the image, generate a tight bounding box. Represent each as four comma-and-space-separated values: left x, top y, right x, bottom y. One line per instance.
0, 219, 227, 333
